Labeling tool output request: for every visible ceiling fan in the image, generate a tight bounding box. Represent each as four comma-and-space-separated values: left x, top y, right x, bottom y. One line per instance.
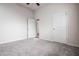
26, 3, 40, 6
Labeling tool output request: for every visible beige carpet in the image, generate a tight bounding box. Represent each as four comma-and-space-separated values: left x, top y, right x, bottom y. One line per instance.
0, 38, 79, 56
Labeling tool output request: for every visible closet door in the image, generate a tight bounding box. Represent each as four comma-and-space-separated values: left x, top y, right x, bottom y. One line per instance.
28, 18, 36, 38
52, 12, 67, 43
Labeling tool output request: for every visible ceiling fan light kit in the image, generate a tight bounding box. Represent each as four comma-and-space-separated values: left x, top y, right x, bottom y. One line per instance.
26, 3, 40, 6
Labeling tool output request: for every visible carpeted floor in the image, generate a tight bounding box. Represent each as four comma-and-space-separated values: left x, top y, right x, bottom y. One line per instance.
0, 38, 79, 56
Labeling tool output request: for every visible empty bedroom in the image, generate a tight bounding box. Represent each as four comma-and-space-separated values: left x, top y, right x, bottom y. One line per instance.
0, 3, 79, 56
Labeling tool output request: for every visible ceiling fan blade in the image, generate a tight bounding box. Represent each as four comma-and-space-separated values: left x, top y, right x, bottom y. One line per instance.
26, 3, 30, 5
36, 3, 40, 6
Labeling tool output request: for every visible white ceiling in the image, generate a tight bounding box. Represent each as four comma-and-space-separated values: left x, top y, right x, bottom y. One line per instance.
19, 3, 48, 11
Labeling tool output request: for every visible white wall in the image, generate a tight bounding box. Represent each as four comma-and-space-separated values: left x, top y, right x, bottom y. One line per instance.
0, 3, 36, 44
66, 4, 79, 47
35, 4, 79, 47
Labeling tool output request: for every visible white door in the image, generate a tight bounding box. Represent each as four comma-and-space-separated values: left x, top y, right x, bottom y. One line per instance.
28, 18, 36, 38
52, 12, 67, 43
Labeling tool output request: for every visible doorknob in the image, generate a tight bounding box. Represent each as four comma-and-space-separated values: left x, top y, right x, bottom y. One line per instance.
53, 28, 55, 30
